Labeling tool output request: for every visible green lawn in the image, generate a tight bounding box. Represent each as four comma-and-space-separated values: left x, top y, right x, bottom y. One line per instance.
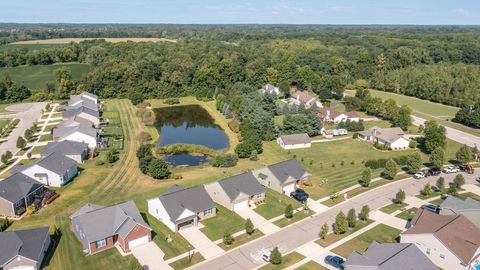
416, 191, 442, 200
295, 261, 327, 270
44, 125, 58, 133
0, 119, 10, 129
40, 134, 53, 142
254, 189, 301, 220
321, 196, 345, 207
332, 224, 401, 258
316, 219, 374, 247
31, 145, 46, 155
395, 207, 419, 221
273, 209, 315, 228
259, 252, 306, 270
200, 204, 246, 241
218, 230, 264, 250
380, 202, 408, 214
169, 253, 205, 270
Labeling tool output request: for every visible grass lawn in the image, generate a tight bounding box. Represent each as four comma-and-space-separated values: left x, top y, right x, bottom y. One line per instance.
316, 219, 374, 247
416, 191, 442, 200
332, 224, 401, 258
254, 189, 301, 220
169, 253, 205, 270
396, 207, 419, 221
295, 260, 327, 270
363, 119, 392, 129
31, 145, 46, 155
44, 125, 58, 132
379, 202, 408, 214
259, 252, 306, 270
0, 119, 10, 129
39, 133, 53, 142
345, 174, 411, 200
273, 209, 315, 228
218, 230, 264, 251
200, 204, 246, 241
321, 196, 345, 207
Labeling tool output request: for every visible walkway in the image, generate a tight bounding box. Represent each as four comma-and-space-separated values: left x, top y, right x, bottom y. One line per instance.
179, 226, 224, 259
236, 207, 280, 234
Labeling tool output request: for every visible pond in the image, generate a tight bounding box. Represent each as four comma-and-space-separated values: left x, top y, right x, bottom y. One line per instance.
154, 105, 229, 166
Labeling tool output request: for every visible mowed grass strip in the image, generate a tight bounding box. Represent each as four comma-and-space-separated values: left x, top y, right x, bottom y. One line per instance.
218, 230, 264, 251
258, 252, 306, 270
294, 260, 328, 270
379, 202, 408, 214
169, 253, 204, 270
273, 209, 315, 228
315, 219, 374, 247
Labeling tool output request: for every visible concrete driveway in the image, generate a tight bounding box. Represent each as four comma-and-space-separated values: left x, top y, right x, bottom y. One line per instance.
236, 207, 280, 234
178, 226, 224, 259
131, 242, 173, 270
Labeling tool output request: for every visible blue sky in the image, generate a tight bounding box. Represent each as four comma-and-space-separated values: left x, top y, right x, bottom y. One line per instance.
1, 0, 479, 24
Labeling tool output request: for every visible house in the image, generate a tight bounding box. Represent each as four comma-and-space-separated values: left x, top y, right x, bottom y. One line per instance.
57, 116, 94, 129
41, 140, 89, 163
13, 152, 78, 187
205, 172, 266, 212
253, 159, 311, 195
401, 208, 480, 270
0, 227, 51, 270
358, 126, 410, 150
148, 185, 217, 232
290, 91, 322, 108
277, 133, 311, 149
439, 196, 480, 228
318, 107, 359, 123
70, 91, 99, 105
261, 83, 280, 95
322, 128, 348, 138
68, 98, 99, 112
52, 124, 99, 148
0, 173, 44, 217
62, 106, 100, 128
345, 241, 437, 270
70, 200, 151, 255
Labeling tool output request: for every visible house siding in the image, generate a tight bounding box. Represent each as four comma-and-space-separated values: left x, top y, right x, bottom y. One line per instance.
3, 256, 38, 270
147, 198, 176, 231
21, 164, 77, 187
61, 132, 97, 148
118, 224, 151, 252
0, 197, 15, 217
197, 207, 217, 221
89, 235, 116, 254
205, 182, 235, 210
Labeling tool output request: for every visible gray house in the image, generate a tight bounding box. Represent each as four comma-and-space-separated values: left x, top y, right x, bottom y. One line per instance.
345, 241, 438, 270
205, 172, 266, 212
0, 173, 44, 217
0, 227, 51, 270
68, 98, 99, 112
62, 106, 100, 128
253, 159, 311, 195
41, 140, 89, 163
52, 123, 99, 149
440, 196, 480, 227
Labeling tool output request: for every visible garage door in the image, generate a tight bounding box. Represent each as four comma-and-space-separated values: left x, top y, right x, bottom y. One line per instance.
10, 266, 34, 270
233, 199, 249, 211
282, 183, 296, 195
128, 235, 149, 249
177, 219, 194, 230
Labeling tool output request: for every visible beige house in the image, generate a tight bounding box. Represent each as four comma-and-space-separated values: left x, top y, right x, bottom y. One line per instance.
358, 126, 410, 150
277, 133, 311, 149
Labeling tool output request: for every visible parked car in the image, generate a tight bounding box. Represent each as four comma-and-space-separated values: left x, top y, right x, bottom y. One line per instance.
459, 164, 475, 174
290, 188, 309, 202
414, 171, 426, 179
325, 255, 345, 269
476, 177, 480, 183
427, 168, 441, 176
443, 166, 459, 174
421, 204, 440, 213
262, 250, 271, 262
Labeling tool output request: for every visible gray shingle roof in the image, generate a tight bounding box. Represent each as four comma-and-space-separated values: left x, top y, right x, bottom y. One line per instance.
440, 196, 480, 212
35, 152, 77, 175
159, 185, 216, 222
279, 133, 311, 145
41, 140, 89, 157
345, 241, 437, 270
266, 159, 309, 184
359, 127, 406, 143
68, 98, 98, 110
62, 106, 99, 119
0, 227, 50, 266
80, 91, 98, 100
218, 172, 266, 201
53, 123, 98, 139
0, 173, 43, 203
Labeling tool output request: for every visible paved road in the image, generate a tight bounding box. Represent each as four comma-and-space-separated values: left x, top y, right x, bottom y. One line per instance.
191, 171, 480, 270
0, 102, 46, 157
412, 115, 480, 148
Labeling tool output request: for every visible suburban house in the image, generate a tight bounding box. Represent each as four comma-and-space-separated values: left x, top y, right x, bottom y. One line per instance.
148, 185, 217, 232
70, 91, 99, 105
277, 133, 311, 149
41, 140, 89, 163
345, 241, 437, 270
57, 115, 95, 129
13, 152, 78, 187
253, 159, 311, 195
0, 227, 51, 270
68, 98, 99, 112
401, 208, 480, 270
440, 196, 480, 227
62, 106, 100, 128
318, 107, 359, 123
205, 172, 266, 212
290, 91, 322, 108
358, 126, 410, 150
70, 201, 151, 255
0, 173, 44, 217
261, 83, 281, 95
52, 124, 99, 148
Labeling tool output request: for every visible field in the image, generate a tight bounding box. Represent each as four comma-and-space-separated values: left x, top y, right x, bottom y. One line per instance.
0, 63, 91, 90
11, 38, 177, 44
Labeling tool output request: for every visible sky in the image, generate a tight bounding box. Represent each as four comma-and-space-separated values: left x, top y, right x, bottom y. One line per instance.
0, 0, 479, 25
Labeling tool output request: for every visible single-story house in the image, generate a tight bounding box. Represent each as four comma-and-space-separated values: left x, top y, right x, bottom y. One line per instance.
62, 106, 100, 128
0, 173, 44, 217
70, 91, 99, 105
41, 140, 89, 163
318, 107, 359, 123
345, 241, 437, 270
401, 208, 480, 270
70, 200, 151, 255
13, 152, 78, 187
261, 83, 280, 95
0, 227, 51, 270
290, 91, 322, 108
440, 196, 480, 228
52, 123, 99, 148
253, 159, 311, 195
358, 126, 410, 150
148, 185, 217, 232
205, 172, 266, 212
277, 133, 311, 149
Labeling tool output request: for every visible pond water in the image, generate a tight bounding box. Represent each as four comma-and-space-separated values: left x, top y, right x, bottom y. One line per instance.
154, 105, 229, 166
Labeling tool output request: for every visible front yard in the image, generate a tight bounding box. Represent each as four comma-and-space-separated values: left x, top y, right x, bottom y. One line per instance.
379, 202, 408, 214
254, 189, 301, 220
218, 230, 264, 250
200, 204, 246, 241
259, 252, 306, 270
294, 260, 327, 270
395, 207, 419, 221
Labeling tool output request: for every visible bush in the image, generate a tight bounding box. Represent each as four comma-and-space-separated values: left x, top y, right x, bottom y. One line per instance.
211, 154, 238, 167
409, 140, 417, 148
319, 223, 329, 239
360, 205, 370, 221
147, 158, 171, 179
165, 98, 180, 105
223, 232, 234, 245
285, 204, 293, 219
0, 218, 11, 232
245, 218, 255, 235
136, 144, 152, 159
347, 208, 357, 228
106, 148, 119, 163
396, 189, 406, 203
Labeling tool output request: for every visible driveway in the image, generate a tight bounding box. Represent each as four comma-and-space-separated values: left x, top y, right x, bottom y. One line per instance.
131, 242, 173, 270
179, 226, 224, 259
236, 207, 280, 234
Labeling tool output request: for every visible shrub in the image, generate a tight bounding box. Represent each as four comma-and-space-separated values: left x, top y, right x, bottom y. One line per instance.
249, 150, 258, 161
360, 205, 370, 221
139, 156, 152, 174
0, 218, 11, 232
106, 148, 119, 163
270, 247, 282, 265
409, 140, 417, 148
223, 232, 234, 245
285, 204, 293, 219
347, 208, 357, 228
245, 219, 255, 235
396, 189, 406, 204
16, 136, 26, 149
147, 158, 171, 179
319, 223, 329, 239
422, 183, 432, 196
211, 154, 238, 167
165, 98, 180, 105
137, 144, 152, 159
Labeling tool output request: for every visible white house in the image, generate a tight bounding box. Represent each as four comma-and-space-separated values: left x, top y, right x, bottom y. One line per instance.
261, 84, 280, 95
53, 124, 99, 148
62, 106, 100, 128
41, 140, 89, 163
318, 107, 359, 123
290, 91, 322, 108
277, 133, 311, 149
358, 126, 410, 150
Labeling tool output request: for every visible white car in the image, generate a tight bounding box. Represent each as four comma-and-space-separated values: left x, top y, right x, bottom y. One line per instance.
414, 171, 426, 179
262, 250, 272, 262
443, 166, 459, 174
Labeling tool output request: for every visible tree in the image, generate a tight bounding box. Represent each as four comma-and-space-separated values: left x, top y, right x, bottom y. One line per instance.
4, 150, 12, 161
136, 144, 152, 159
347, 208, 357, 228
423, 120, 446, 153
392, 105, 412, 131
453, 174, 465, 188
245, 218, 254, 235
16, 136, 26, 149
127, 257, 143, 270
396, 189, 406, 204
360, 205, 370, 221
456, 144, 473, 165
429, 147, 445, 169
1, 153, 8, 165
406, 152, 422, 173
319, 223, 329, 239
361, 168, 372, 187
334, 211, 347, 234
383, 159, 397, 179
147, 158, 171, 179
285, 204, 293, 219
436, 177, 445, 192
249, 150, 258, 161
422, 182, 432, 196
223, 231, 234, 245
106, 148, 119, 163
24, 128, 34, 142
270, 247, 282, 265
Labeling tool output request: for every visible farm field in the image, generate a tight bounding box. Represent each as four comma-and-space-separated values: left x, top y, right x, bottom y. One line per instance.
11, 37, 177, 44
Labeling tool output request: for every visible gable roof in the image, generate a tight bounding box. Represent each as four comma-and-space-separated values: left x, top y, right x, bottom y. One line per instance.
71, 92, 98, 101
345, 241, 437, 270
359, 127, 406, 143
41, 140, 89, 157
32, 152, 77, 175
0, 173, 43, 203
0, 227, 50, 267
403, 208, 480, 265
58, 115, 94, 128
217, 172, 265, 201
71, 200, 150, 245
293, 91, 317, 104
265, 159, 309, 184
62, 106, 99, 119
69, 99, 99, 112
279, 133, 311, 145
440, 196, 480, 213
158, 185, 216, 222
53, 123, 98, 139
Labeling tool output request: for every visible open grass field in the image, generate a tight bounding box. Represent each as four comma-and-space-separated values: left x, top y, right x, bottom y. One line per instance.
258, 252, 306, 270
11, 37, 177, 44
295, 260, 327, 270
0, 63, 91, 90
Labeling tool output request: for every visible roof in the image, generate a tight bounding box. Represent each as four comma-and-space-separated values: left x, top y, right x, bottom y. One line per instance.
217, 172, 266, 201
279, 133, 311, 145
58, 115, 94, 128
358, 127, 406, 143
62, 106, 99, 119
33, 152, 77, 175
345, 241, 437, 270
69, 99, 99, 112
71, 200, 150, 245
266, 159, 309, 184
41, 140, 88, 157
403, 208, 480, 265
0, 227, 50, 266
0, 173, 43, 203
440, 196, 480, 213
158, 185, 216, 222
293, 91, 317, 103
53, 123, 98, 139
71, 92, 98, 101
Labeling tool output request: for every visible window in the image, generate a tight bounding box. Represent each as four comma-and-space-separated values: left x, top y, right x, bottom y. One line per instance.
204, 208, 212, 215
95, 239, 107, 248
440, 254, 445, 259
